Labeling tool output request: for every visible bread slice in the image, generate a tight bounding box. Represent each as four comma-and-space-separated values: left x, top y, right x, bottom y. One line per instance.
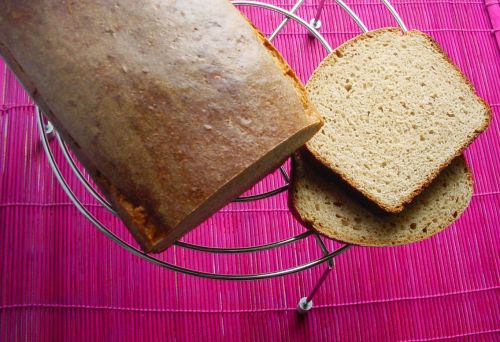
305, 28, 490, 213
0, 0, 322, 252
290, 151, 473, 246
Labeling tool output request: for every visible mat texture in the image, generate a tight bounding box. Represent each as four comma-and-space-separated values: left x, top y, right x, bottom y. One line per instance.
0, 0, 499, 341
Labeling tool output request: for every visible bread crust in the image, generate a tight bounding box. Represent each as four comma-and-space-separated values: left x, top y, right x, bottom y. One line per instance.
0, 0, 322, 252
305, 27, 491, 213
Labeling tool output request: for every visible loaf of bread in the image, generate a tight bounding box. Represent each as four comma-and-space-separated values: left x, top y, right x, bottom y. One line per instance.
0, 0, 322, 252
305, 28, 490, 213
291, 151, 473, 246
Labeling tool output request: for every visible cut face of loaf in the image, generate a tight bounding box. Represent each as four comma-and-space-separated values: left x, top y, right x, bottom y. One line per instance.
0, 0, 322, 252
290, 152, 473, 246
306, 28, 490, 213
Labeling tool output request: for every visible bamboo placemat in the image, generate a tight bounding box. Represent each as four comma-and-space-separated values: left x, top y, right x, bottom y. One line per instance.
0, 0, 499, 340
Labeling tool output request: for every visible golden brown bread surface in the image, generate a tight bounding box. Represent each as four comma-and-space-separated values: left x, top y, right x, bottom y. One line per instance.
0, 0, 322, 252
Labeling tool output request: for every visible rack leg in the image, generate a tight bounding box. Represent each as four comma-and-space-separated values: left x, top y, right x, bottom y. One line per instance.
313, 0, 327, 23
297, 265, 333, 314
309, 18, 322, 31
308, 0, 326, 35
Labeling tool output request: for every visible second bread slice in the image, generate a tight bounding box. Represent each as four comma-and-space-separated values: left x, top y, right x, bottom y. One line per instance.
290, 151, 473, 246
306, 28, 490, 212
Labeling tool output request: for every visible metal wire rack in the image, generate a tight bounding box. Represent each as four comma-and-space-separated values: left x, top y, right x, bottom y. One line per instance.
37, 0, 407, 313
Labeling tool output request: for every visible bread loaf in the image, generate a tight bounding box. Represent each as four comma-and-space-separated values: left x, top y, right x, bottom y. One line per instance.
290, 151, 473, 246
0, 0, 322, 252
305, 28, 490, 213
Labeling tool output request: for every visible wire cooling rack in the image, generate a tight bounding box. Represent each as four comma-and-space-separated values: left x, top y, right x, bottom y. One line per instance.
37, 0, 408, 313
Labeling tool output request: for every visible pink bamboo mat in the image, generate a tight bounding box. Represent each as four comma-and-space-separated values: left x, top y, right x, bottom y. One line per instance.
1, 0, 499, 341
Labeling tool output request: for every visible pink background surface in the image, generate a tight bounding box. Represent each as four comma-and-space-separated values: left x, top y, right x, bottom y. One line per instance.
0, 0, 499, 340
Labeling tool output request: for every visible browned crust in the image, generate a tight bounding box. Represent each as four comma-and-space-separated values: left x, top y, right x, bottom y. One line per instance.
305, 27, 491, 214
289, 152, 474, 246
